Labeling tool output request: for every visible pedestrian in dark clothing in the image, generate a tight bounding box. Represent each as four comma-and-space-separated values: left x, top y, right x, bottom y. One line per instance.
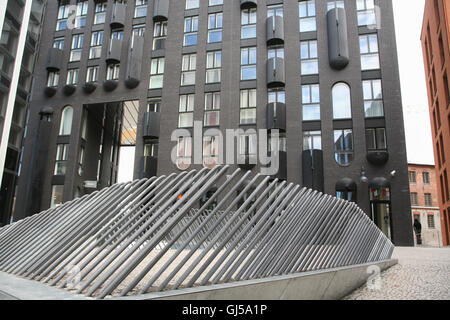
413, 218, 422, 245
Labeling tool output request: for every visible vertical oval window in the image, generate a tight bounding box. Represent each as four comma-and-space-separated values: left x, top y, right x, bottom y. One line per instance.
59, 106, 73, 136
332, 83, 352, 119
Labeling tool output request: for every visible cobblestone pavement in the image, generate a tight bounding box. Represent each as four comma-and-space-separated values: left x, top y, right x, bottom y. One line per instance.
344, 246, 450, 300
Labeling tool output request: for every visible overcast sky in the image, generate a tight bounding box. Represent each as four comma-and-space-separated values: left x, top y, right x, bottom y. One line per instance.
118, 1, 435, 182
393, 0, 435, 165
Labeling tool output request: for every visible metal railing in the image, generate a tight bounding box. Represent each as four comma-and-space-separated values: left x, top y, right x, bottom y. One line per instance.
0, 166, 394, 299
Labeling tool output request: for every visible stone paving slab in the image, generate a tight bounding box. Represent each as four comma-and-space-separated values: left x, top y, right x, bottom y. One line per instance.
344, 247, 450, 300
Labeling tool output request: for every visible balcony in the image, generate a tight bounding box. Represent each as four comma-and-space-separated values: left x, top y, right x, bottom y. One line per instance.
44, 86, 57, 97
367, 150, 389, 166
266, 15, 284, 46
62, 84, 76, 96
240, 0, 257, 9
153, 0, 169, 22
103, 79, 118, 92
106, 38, 122, 64
110, 3, 126, 28
125, 35, 144, 89
267, 57, 285, 88
143, 112, 161, 139
302, 149, 324, 192
266, 102, 286, 132
82, 82, 97, 94
46, 48, 63, 71
327, 7, 349, 70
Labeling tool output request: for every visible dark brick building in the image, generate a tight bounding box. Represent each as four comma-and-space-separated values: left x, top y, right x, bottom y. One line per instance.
9, 0, 413, 246
421, 0, 450, 246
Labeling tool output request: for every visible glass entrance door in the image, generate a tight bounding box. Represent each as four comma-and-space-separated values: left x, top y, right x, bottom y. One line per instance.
371, 202, 392, 240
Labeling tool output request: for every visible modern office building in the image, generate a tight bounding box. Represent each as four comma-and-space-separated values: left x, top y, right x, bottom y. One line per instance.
0, 0, 46, 226
421, 0, 450, 246
408, 163, 443, 247
14, 0, 413, 246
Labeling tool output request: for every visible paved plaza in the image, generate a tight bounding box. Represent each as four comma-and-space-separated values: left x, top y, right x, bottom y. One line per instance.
344, 246, 450, 300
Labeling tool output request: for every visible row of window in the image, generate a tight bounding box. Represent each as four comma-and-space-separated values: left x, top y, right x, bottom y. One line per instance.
410, 192, 434, 207
56, 0, 377, 32
166, 125, 385, 170
408, 171, 431, 184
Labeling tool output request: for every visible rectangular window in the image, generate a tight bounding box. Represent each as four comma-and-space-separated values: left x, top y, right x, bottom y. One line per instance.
184, 16, 199, 46
94, 2, 107, 25
423, 172, 430, 184
54, 144, 69, 175
47, 71, 60, 87
203, 135, 219, 168
268, 47, 284, 59
360, 34, 380, 70
409, 171, 417, 183
365, 128, 387, 150
86, 66, 99, 83
240, 89, 257, 125
268, 4, 283, 17
176, 137, 192, 170
186, 0, 199, 10
444, 72, 449, 107
148, 98, 162, 113
334, 129, 354, 166
425, 193, 433, 207
153, 21, 167, 50
135, 0, 148, 18
149, 58, 165, 88
268, 89, 286, 104
241, 47, 257, 80
445, 170, 450, 201
75, 1, 89, 28
111, 30, 124, 40
56, 2, 70, 31
209, 0, 223, 6
208, 13, 223, 43
239, 133, 257, 156
89, 31, 103, 59
181, 54, 197, 86
363, 79, 384, 117
204, 92, 221, 127
410, 192, 418, 206
53, 37, 65, 50
51, 185, 64, 208
300, 40, 318, 75
133, 24, 146, 38
427, 214, 435, 228
144, 141, 159, 158
356, 0, 376, 26
179, 94, 195, 128
299, 0, 316, 32
327, 0, 345, 11
302, 84, 320, 121
241, 8, 257, 39
206, 51, 222, 83
106, 63, 120, 80
70, 34, 84, 62
303, 130, 322, 150
66, 68, 79, 85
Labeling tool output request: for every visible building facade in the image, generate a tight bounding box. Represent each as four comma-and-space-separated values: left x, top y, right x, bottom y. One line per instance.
0, 0, 46, 226
14, 0, 413, 246
421, 0, 450, 246
408, 164, 443, 247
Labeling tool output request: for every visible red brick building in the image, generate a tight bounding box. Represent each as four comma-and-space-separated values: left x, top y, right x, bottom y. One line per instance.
408, 164, 442, 247
421, 0, 450, 246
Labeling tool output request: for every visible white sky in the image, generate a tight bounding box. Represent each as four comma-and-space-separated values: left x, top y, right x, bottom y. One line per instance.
117, 1, 436, 182
393, 0, 435, 165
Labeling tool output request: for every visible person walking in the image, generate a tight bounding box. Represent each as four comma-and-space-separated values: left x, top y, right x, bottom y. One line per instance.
413, 218, 422, 245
